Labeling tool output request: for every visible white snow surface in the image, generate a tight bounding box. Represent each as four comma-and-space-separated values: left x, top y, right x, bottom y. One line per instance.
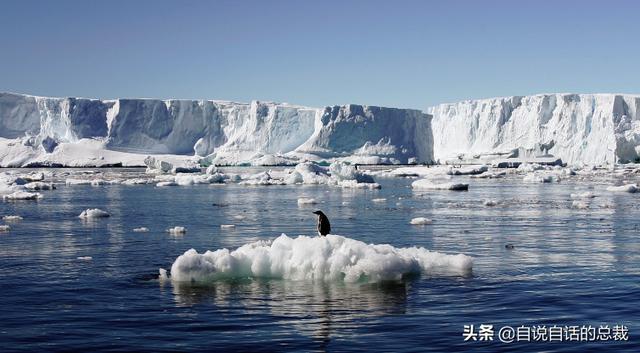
168, 233, 472, 283
428, 93, 640, 165
0, 92, 432, 166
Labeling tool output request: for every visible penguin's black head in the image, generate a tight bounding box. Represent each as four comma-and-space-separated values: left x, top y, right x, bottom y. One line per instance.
312, 210, 324, 216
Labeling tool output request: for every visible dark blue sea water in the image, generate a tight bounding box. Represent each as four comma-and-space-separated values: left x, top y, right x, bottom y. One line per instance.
1, 168, 638, 352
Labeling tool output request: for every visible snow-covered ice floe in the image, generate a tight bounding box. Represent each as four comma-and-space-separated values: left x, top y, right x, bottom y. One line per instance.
2, 215, 23, 221
411, 179, 469, 191
0, 225, 10, 232
164, 234, 472, 283
78, 208, 110, 218
133, 227, 149, 232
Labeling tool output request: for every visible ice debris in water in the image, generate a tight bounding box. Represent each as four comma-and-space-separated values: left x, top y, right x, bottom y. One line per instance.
3, 215, 23, 221
483, 200, 498, 207
411, 179, 469, 191
167, 226, 186, 234
24, 182, 55, 191
78, 208, 110, 218
522, 173, 560, 183
297, 198, 317, 205
410, 217, 432, 225
220, 224, 236, 229
167, 233, 472, 283
570, 192, 596, 199
606, 184, 638, 193
0, 225, 10, 232
77, 256, 93, 261
3, 191, 42, 200
572, 201, 589, 209
133, 227, 149, 232
372, 198, 387, 203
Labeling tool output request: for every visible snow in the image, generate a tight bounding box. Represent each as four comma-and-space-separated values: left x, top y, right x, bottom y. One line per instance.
410, 217, 433, 225
167, 233, 472, 283
428, 93, 640, 166
78, 208, 110, 218
606, 184, 638, 193
411, 179, 469, 191
133, 227, 149, 232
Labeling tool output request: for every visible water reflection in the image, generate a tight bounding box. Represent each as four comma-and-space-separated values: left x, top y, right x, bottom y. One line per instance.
168, 279, 409, 345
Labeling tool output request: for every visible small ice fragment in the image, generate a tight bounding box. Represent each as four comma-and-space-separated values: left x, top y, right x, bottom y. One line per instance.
3, 191, 42, 200
167, 226, 186, 234
410, 217, 432, 225
156, 181, 178, 187
297, 198, 317, 205
78, 208, 110, 218
159, 268, 169, 280
572, 200, 589, 209
220, 224, 236, 229
133, 227, 149, 232
0, 225, 10, 232
483, 200, 498, 207
606, 184, 638, 193
77, 256, 93, 261
570, 192, 596, 199
2, 215, 23, 221
372, 198, 387, 202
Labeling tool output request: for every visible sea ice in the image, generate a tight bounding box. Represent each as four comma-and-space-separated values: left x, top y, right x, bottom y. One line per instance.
3, 191, 42, 200
167, 226, 186, 234
133, 227, 149, 232
0, 225, 10, 232
411, 179, 469, 191
297, 198, 318, 205
606, 184, 638, 193
2, 215, 23, 221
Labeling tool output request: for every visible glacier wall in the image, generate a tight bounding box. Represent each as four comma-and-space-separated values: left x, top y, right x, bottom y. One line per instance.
0, 92, 433, 166
428, 94, 640, 165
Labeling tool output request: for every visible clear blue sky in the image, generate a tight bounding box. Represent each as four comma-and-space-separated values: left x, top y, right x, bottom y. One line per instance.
1, 0, 638, 109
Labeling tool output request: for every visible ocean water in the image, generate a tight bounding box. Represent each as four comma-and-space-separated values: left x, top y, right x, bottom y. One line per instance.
1, 168, 638, 352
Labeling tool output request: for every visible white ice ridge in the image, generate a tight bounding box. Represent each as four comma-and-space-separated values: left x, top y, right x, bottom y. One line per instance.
168, 234, 473, 283
0, 92, 433, 167
428, 93, 640, 165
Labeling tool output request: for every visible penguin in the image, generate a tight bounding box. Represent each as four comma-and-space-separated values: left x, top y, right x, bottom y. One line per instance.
312, 210, 331, 236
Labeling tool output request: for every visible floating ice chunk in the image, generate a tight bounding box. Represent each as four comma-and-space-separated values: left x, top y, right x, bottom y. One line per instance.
77, 256, 93, 261
606, 184, 638, 193
3, 191, 42, 200
159, 268, 169, 281
411, 179, 469, 191
297, 198, 318, 205
220, 224, 236, 229
372, 198, 387, 203
133, 227, 149, 232
78, 208, 110, 218
167, 226, 186, 234
0, 225, 10, 232
447, 165, 488, 176
65, 179, 93, 186
410, 217, 432, 225
121, 178, 153, 185
156, 181, 178, 187
483, 200, 498, 206
2, 215, 23, 221
470, 171, 506, 179
572, 200, 589, 209
329, 162, 375, 183
144, 156, 173, 174
522, 173, 560, 183
168, 234, 473, 283
337, 180, 382, 189
24, 182, 56, 190
517, 163, 545, 173
570, 192, 596, 199
239, 171, 285, 186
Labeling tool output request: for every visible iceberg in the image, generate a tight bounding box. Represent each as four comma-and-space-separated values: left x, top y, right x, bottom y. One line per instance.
0, 92, 433, 167
428, 93, 640, 166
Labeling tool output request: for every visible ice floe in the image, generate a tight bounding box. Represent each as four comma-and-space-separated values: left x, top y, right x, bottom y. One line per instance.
167, 226, 186, 234
133, 227, 149, 232
3, 191, 42, 200
410, 217, 433, 225
166, 234, 472, 283
606, 184, 638, 193
411, 179, 469, 191
2, 215, 23, 221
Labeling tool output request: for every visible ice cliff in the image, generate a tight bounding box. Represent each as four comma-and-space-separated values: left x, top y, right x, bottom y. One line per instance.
428, 93, 640, 165
0, 92, 433, 167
